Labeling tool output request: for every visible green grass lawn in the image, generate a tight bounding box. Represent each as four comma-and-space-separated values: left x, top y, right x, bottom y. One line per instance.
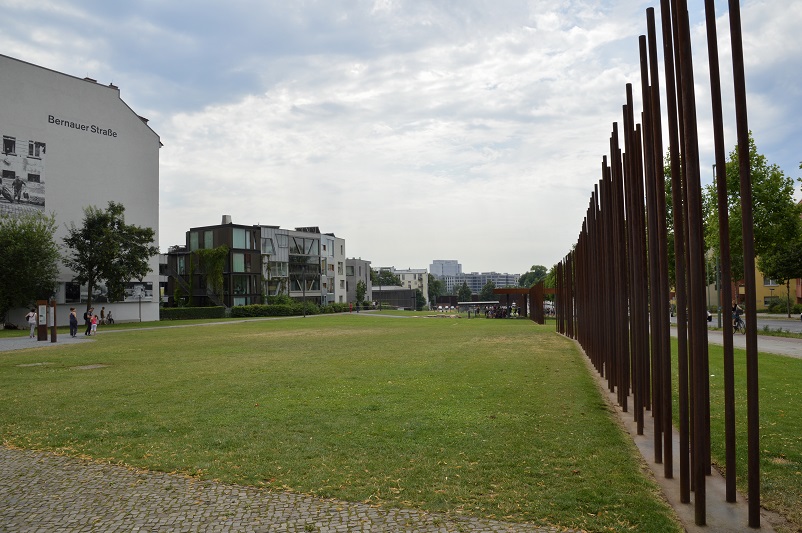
0, 315, 681, 531
702, 343, 802, 532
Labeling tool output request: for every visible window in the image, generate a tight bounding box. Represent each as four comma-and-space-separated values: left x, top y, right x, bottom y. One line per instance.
189, 231, 199, 251
262, 238, 275, 254
28, 141, 45, 158
340, 280, 345, 289
177, 256, 186, 275
27, 173, 40, 183
763, 278, 779, 287
346, 266, 355, 276
2, 136, 15, 154
276, 234, 288, 248
233, 253, 245, 273
269, 261, 288, 277
233, 228, 251, 249
233, 275, 251, 295
204, 231, 213, 249
65, 282, 81, 303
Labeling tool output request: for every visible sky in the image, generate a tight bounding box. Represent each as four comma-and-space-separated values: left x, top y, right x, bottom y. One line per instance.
1, 0, 799, 274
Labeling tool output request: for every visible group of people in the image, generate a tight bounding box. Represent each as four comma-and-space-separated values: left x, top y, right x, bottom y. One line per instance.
67, 306, 112, 337
23, 305, 113, 339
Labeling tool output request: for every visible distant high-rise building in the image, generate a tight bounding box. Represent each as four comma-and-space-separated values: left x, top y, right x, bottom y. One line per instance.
430, 260, 462, 277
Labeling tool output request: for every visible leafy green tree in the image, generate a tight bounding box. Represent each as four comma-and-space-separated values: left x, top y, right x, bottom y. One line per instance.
427, 274, 444, 304
355, 279, 367, 305
371, 268, 401, 286
479, 280, 496, 301
194, 245, 228, 304
0, 212, 60, 325
703, 134, 802, 281
63, 202, 158, 310
543, 265, 558, 301
518, 265, 548, 288
415, 289, 426, 311
457, 281, 472, 302
758, 239, 802, 317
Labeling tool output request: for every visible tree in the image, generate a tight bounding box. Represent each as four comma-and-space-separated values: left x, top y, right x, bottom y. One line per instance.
457, 281, 472, 302
355, 279, 367, 305
415, 289, 426, 311
194, 245, 228, 304
518, 265, 548, 288
0, 212, 61, 325
479, 280, 496, 301
703, 134, 802, 281
757, 239, 802, 317
371, 268, 401, 286
63, 202, 158, 310
427, 274, 444, 304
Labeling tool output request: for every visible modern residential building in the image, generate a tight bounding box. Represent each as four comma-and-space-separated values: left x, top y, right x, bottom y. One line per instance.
1, 54, 161, 325
346, 258, 373, 304
165, 217, 346, 307
430, 260, 462, 277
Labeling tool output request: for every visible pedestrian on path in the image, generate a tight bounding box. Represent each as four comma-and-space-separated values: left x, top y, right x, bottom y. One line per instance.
83, 307, 93, 336
25, 308, 37, 338
69, 308, 78, 337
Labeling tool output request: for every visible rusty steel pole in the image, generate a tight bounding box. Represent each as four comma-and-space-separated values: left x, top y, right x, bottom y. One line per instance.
659, 0, 691, 502
703, 0, 738, 503
727, 0, 760, 525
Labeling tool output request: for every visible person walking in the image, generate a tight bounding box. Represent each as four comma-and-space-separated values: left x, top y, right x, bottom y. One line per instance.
90, 313, 98, 335
25, 308, 37, 338
83, 307, 94, 336
69, 307, 78, 337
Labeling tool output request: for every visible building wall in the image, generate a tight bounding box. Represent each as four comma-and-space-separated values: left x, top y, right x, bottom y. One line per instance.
430, 260, 462, 277
346, 258, 372, 303
1, 54, 161, 325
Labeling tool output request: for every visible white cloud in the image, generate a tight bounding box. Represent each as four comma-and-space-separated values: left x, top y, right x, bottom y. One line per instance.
2, 0, 799, 272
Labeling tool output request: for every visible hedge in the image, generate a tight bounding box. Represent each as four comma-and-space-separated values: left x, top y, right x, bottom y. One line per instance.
161, 302, 352, 321
160, 306, 226, 320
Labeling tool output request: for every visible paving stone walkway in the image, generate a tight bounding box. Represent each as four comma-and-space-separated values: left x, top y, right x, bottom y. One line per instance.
0, 447, 570, 533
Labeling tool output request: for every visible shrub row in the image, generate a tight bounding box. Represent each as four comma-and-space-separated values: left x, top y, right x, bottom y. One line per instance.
160, 306, 227, 320
161, 302, 353, 321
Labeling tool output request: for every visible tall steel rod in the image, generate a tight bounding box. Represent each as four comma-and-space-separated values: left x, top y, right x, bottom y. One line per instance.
647, 7, 673, 479
639, 36, 663, 464
673, 0, 710, 524
727, 0, 760, 526
703, 0, 737, 503
659, 0, 690, 502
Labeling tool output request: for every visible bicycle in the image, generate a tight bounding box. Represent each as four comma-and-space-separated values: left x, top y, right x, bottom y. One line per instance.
733, 315, 746, 334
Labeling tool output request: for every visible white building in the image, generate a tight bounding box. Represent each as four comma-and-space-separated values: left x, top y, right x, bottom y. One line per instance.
442, 272, 520, 294
1, 54, 161, 325
379, 267, 428, 305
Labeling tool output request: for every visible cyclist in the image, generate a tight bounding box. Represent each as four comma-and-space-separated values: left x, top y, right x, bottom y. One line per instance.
732, 301, 744, 330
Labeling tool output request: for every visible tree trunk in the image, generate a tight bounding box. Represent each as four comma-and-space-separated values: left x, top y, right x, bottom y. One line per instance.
787, 279, 792, 318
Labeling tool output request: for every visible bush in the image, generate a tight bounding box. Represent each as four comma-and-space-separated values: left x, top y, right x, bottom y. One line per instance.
321, 303, 349, 314
160, 307, 226, 320
231, 304, 294, 317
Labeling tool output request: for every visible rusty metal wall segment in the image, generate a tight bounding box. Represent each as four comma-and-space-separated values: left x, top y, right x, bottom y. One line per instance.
551, 1, 758, 527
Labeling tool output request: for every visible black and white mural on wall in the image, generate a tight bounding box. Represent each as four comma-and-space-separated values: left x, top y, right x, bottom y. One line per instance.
1, 132, 46, 216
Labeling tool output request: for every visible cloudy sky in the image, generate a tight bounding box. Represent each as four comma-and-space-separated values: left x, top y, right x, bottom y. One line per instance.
1, 0, 799, 274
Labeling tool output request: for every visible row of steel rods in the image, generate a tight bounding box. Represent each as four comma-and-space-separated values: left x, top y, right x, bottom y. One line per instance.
554, 1, 759, 527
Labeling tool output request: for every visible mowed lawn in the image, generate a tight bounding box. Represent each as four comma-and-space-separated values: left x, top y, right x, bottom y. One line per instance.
0, 315, 681, 532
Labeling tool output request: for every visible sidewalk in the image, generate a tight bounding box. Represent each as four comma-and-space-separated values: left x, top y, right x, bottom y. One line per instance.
0, 447, 568, 533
